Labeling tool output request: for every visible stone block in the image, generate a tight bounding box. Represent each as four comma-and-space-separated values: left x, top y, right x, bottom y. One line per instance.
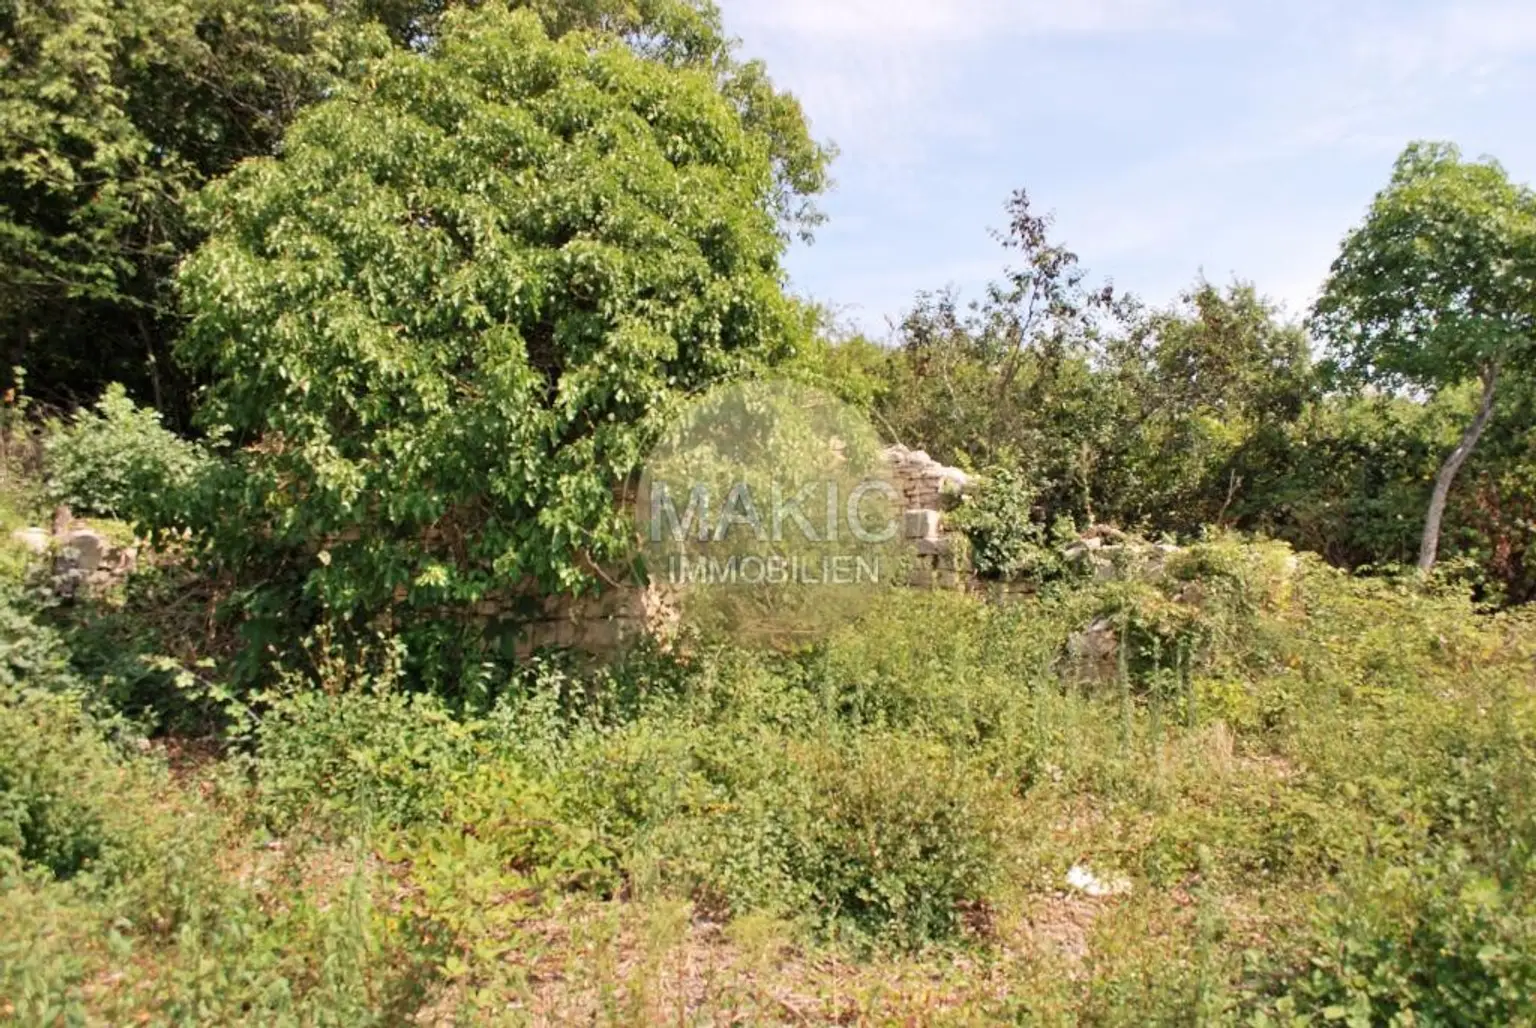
10, 528, 49, 555
916, 537, 953, 557
575, 619, 623, 651
59, 530, 106, 573
903, 509, 941, 542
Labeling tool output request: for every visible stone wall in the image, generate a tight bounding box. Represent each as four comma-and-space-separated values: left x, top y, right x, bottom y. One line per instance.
884, 445, 971, 589
514, 446, 977, 656
10, 506, 138, 599
512, 581, 680, 658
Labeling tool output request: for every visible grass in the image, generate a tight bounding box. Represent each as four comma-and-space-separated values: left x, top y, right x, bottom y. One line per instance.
3, 525, 1536, 1024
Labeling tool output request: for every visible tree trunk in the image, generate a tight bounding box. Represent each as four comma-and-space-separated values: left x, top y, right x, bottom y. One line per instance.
1418, 364, 1499, 574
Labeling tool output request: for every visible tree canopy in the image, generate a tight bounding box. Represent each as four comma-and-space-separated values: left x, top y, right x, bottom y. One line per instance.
175, 4, 810, 676
1314, 142, 1536, 571
0, 0, 388, 414
1, 0, 828, 419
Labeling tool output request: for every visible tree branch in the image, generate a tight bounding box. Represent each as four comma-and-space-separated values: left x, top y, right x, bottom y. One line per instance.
1418, 361, 1500, 574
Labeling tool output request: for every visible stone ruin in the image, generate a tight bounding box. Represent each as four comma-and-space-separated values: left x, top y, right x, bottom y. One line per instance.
9, 506, 138, 599
883, 445, 972, 590
5, 462, 1234, 673
7, 461, 1211, 665
515, 445, 977, 655
509, 583, 681, 658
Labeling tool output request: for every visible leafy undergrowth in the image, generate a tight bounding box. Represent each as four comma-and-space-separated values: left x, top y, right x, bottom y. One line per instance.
4, 534, 1536, 1025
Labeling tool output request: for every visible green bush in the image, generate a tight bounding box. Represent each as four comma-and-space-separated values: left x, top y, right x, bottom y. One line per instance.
0, 685, 125, 879
0, 660, 232, 951
1275, 861, 1536, 1025
951, 466, 1076, 584
0, 583, 168, 882
44, 383, 212, 522
1, 838, 430, 1026
783, 734, 1010, 947
554, 712, 1010, 948
254, 683, 485, 833
0, 583, 79, 697
0, 583, 430, 1023
807, 590, 1057, 755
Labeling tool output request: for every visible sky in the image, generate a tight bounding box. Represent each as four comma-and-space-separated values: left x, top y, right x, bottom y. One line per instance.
718, 0, 1536, 336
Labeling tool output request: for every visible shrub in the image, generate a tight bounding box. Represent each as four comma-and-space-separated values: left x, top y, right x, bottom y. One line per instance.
44, 383, 211, 523
1275, 860, 1536, 1025
0, 582, 175, 882
559, 715, 1011, 948
0, 685, 125, 878
951, 466, 1075, 583
0, 644, 224, 935
807, 590, 1057, 752
254, 683, 485, 833
0, 582, 79, 697
783, 734, 1011, 947
0, 589, 429, 1022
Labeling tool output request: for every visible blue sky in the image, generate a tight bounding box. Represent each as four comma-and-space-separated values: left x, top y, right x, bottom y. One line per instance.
719, 0, 1536, 335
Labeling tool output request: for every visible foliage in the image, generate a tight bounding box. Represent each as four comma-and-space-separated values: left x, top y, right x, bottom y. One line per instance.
0, 582, 78, 697
249, 647, 1011, 948
2, 0, 828, 422
1314, 143, 1536, 394
254, 680, 485, 833
0, 0, 389, 417
44, 383, 213, 521
878, 191, 1129, 489
872, 182, 1534, 597
7, 491, 1536, 1017
1101, 281, 1314, 532
878, 245, 1317, 543
779, 304, 892, 411
10, 12, 1536, 1010
0, 684, 128, 878
1314, 142, 1536, 571
0, 580, 178, 886
557, 718, 1010, 948
748, 732, 1006, 947
1278, 862, 1536, 1026
949, 465, 1075, 583
0, 572, 429, 1022
175, 5, 814, 688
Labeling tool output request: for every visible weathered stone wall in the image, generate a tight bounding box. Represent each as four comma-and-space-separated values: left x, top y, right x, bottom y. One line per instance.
883, 445, 971, 589
514, 446, 978, 655
512, 582, 680, 658
883, 445, 971, 511
12, 452, 984, 657
10, 506, 138, 599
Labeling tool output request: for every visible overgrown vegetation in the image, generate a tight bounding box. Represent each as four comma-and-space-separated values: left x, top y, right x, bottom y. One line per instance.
44, 384, 212, 522
4, 0, 1536, 1021
5, 515, 1536, 1021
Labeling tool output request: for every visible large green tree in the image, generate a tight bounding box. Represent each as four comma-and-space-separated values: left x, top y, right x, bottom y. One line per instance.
1314, 142, 1536, 573
2, 0, 827, 418
176, 4, 812, 682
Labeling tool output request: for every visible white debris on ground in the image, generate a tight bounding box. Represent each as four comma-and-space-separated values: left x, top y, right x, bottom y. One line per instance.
1066, 865, 1133, 899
